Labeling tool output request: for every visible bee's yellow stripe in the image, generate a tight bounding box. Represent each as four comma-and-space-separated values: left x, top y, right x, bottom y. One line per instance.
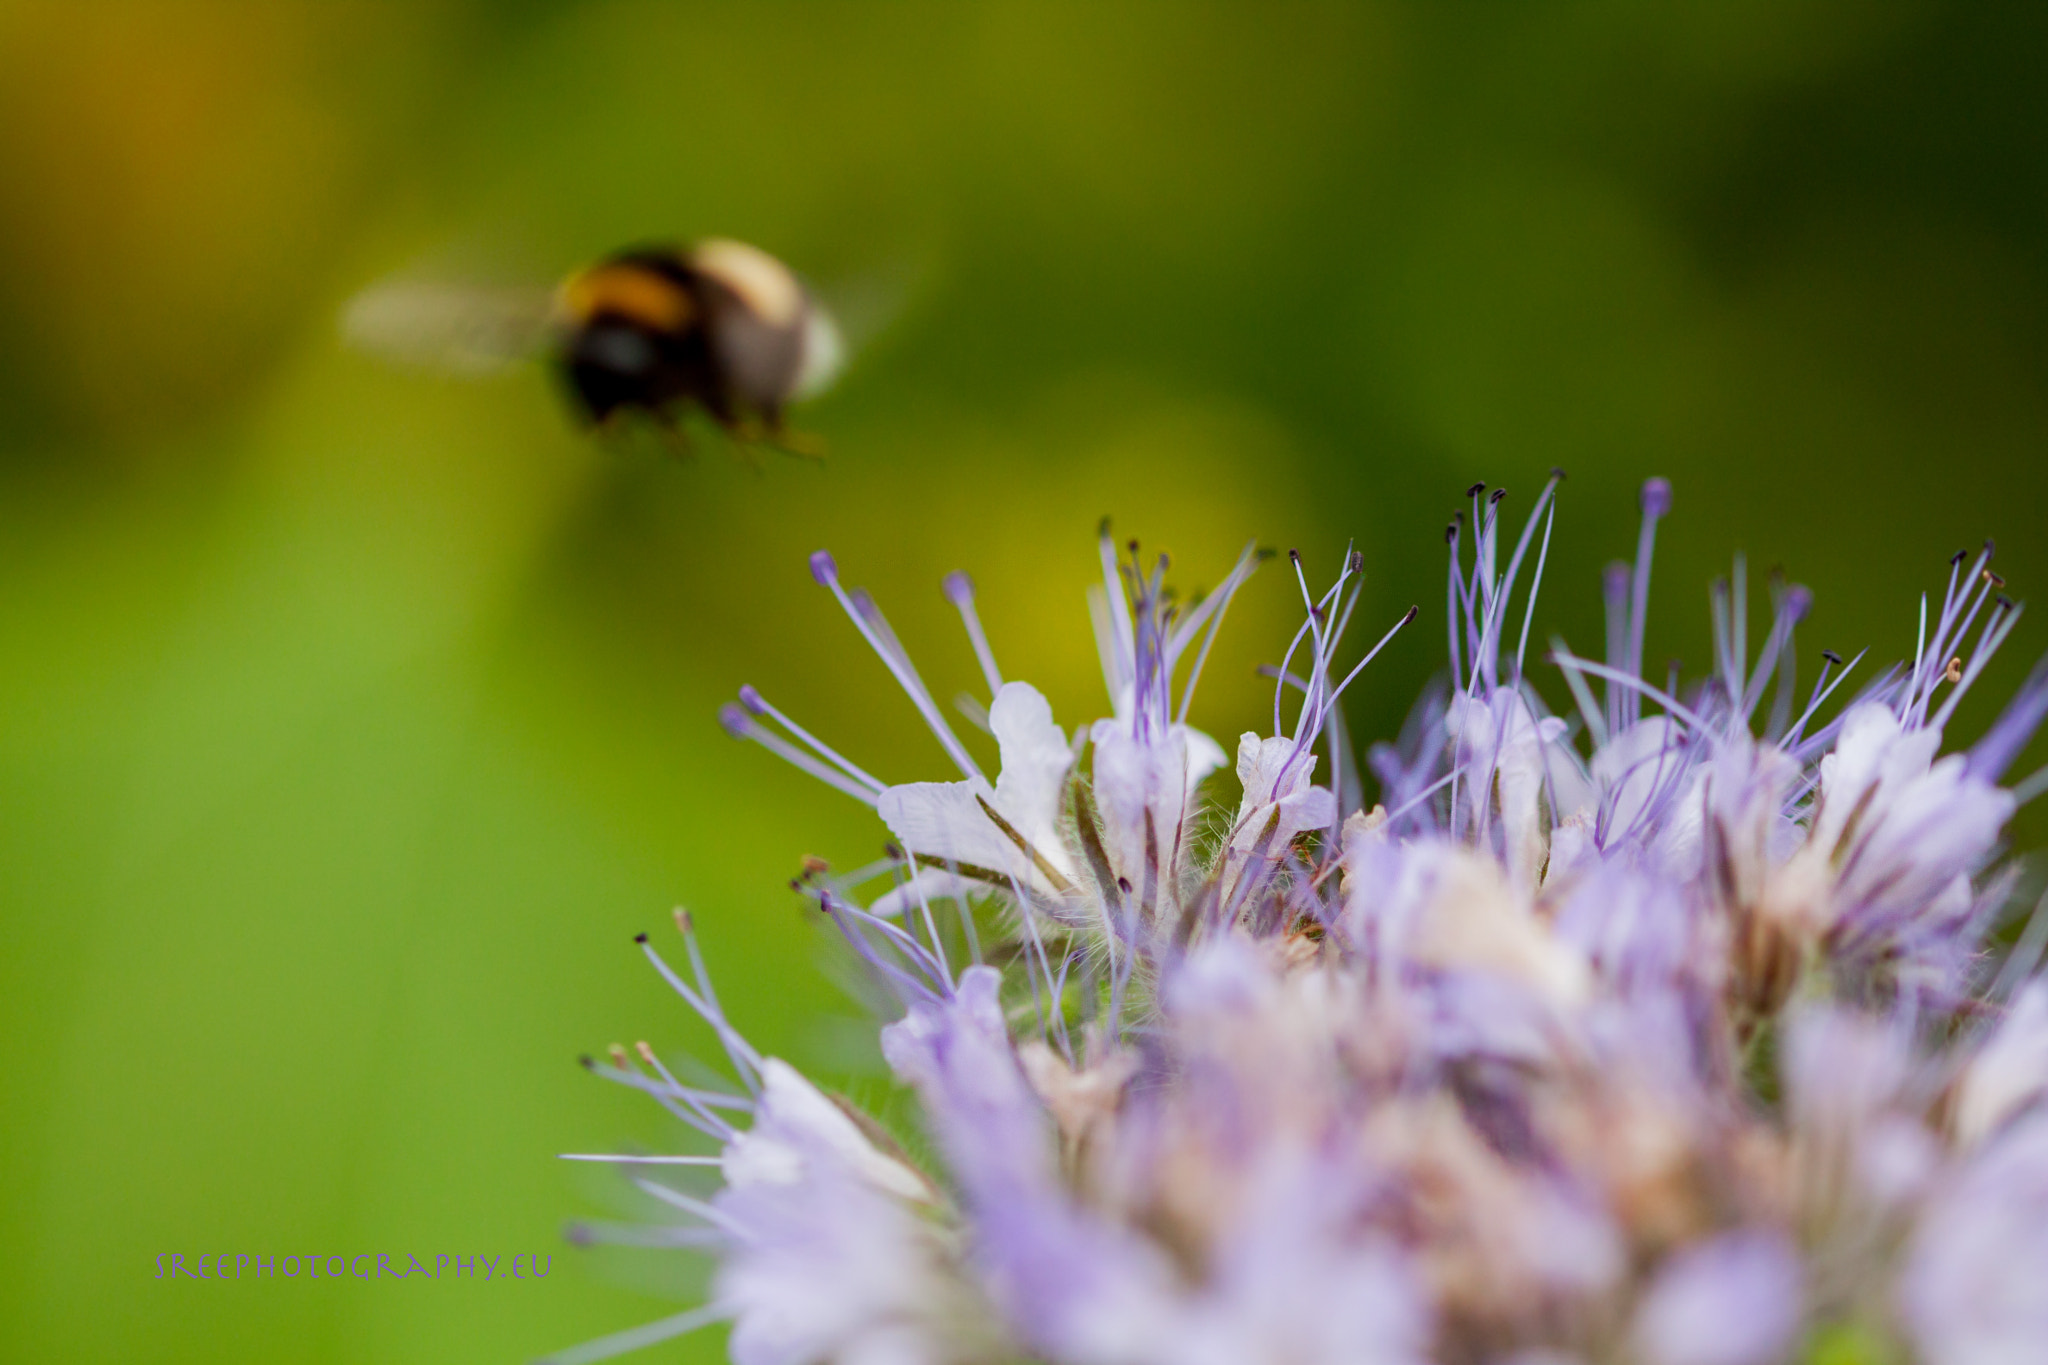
557, 263, 693, 332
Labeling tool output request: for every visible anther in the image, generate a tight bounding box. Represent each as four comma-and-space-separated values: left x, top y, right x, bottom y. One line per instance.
1984, 570, 2006, 588
800, 855, 829, 877
1821, 649, 1843, 665
1945, 657, 1965, 684
1998, 595, 2016, 611
941, 571, 973, 607
564, 1223, 594, 1247
1445, 522, 1459, 545
717, 704, 752, 739
737, 685, 768, 715
1348, 550, 1364, 573
808, 549, 838, 585
1489, 487, 1508, 505
1640, 477, 1672, 516
634, 932, 650, 945
1782, 585, 1813, 621
1549, 466, 1567, 481
1952, 549, 1969, 567
1098, 516, 1113, 539
635, 1041, 658, 1065
608, 1044, 630, 1069
578, 1053, 596, 1070
1402, 605, 1420, 624
1288, 548, 1302, 563
1466, 482, 1486, 498
1116, 877, 1134, 895
673, 907, 695, 934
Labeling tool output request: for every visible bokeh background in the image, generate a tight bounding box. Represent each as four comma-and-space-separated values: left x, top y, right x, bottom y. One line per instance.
4, 3, 2047, 1361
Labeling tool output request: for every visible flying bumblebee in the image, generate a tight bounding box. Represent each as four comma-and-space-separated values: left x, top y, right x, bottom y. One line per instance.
343, 238, 845, 451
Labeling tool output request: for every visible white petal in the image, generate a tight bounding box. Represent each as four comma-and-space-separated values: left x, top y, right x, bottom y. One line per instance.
724, 1059, 929, 1202
988, 682, 1078, 875
1955, 982, 2048, 1148
876, 777, 1019, 878
866, 866, 983, 920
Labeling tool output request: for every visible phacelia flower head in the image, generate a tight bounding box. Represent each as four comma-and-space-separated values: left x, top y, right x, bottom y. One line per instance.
550, 480, 2048, 1365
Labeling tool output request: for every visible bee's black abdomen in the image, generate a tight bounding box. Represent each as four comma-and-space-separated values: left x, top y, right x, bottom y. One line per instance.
562, 318, 658, 423
561, 315, 722, 426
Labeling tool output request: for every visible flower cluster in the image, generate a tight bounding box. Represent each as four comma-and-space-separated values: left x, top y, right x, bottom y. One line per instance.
552, 478, 2048, 1365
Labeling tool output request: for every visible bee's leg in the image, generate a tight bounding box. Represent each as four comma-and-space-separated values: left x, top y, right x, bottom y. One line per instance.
702, 392, 768, 471
594, 411, 638, 456
763, 408, 827, 461
732, 437, 768, 476
649, 412, 697, 461
722, 415, 770, 476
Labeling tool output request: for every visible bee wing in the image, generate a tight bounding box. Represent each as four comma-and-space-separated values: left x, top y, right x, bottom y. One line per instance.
791, 252, 928, 402
340, 279, 558, 375
792, 304, 846, 401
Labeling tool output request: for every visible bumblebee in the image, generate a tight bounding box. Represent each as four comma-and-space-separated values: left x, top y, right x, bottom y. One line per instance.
343, 238, 844, 449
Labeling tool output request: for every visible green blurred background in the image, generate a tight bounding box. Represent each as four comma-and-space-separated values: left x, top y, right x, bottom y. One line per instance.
3, 2, 2047, 1361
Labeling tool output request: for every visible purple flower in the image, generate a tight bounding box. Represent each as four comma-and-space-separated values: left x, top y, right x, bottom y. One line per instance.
558, 479, 2048, 1365
1902, 1113, 2048, 1365
1631, 1230, 1803, 1365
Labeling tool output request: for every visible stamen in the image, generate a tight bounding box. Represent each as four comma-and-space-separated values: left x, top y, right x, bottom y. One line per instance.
1550, 648, 1709, 733
736, 685, 887, 795
1740, 583, 1811, 723
720, 705, 880, 806
1446, 520, 1467, 686
1783, 647, 1867, 752
943, 571, 1005, 697
953, 692, 992, 735
1730, 554, 1749, 708
670, 909, 762, 1096
1505, 470, 1565, 682
589, 1055, 740, 1139
637, 934, 764, 1095
810, 551, 986, 782
1550, 632, 1611, 751
1933, 598, 2027, 731
1710, 577, 1736, 710
1625, 477, 1672, 729
633, 1178, 750, 1237
1969, 650, 2048, 783
1913, 542, 1997, 720
1174, 542, 1262, 724
536, 1304, 733, 1365
1308, 606, 1419, 735
558, 1154, 724, 1165
1603, 562, 1631, 735
562, 1222, 724, 1250
818, 897, 942, 1003
1096, 519, 1137, 699
817, 891, 949, 998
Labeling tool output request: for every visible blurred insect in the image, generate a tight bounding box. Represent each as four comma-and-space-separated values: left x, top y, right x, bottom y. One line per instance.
342, 238, 845, 454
